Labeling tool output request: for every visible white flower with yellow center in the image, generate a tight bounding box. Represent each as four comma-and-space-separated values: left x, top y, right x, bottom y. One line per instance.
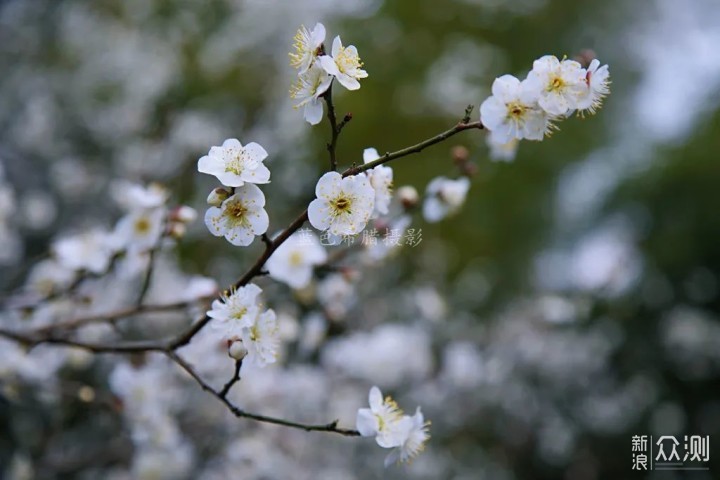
197, 138, 270, 188
207, 283, 263, 336
422, 176, 471, 223
290, 63, 333, 125
289, 23, 326, 73
53, 228, 116, 274
241, 308, 280, 367
308, 171, 375, 236
204, 184, 269, 247
576, 59, 611, 115
266, 230, 327, 289
363, 148, 394, 217
356, 386, 407, 448
384, 407, 431, 467
114, 207, 165, 253
525, 55, 587, 116
319, 36, 368, 91
480, 74, 553, 143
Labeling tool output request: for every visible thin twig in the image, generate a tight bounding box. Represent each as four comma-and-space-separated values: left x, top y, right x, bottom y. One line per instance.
167, 351, 359, 435
218, 359, 243, 398
323, 81, 340, 171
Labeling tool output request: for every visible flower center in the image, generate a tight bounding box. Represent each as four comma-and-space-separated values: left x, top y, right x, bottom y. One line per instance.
507, 101, 527, 121
134, 217, 151, 235
225, 148, 248, 176
226, 201, 251, 227
549, 75, 566, 92
336, 47, 361, 74
332, 196, 352, 215
288, 251, 304, 267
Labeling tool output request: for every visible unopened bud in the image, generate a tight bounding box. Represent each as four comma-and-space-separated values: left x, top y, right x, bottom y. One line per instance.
170, 205, 197, 224
228, 340, 248, 361
397, 185, 419, 210
451, 146, 470, 164
167, 222, 187, 239
207, 188, 231, 207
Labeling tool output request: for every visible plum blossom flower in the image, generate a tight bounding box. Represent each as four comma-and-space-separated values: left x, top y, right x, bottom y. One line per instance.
422, 176, 471, 223
525, 55, 587, 116
308, 171, 375, 235
383, 408, 431, 467
207, 283, 263, 336
241, 309, 280, 367
111, 181, 168, 211
290, 63, 332, 125
53, 228, 117, 274
114, 207, 165, 253
197, 139, 270, 188
356, 386, 407, 448
480, 74, 553, 143
319, 36, 368, 91
204, 184, 269, 246
266, 230, 327, 289
576, 58, 611, 115
289, 23, 326, 73
363, 148, 393, 217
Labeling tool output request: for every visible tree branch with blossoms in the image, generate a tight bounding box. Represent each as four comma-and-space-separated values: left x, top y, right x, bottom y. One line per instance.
0, 20, 610, 469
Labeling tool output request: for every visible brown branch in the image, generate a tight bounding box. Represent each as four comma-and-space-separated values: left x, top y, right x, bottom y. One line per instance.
218, 358, 243, 398
167, 351, 359, 436
323, 81, 340, 171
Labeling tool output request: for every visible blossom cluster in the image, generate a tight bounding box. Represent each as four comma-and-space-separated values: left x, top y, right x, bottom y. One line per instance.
482, 55, 610, 161
289, 23, 368, 124
356, 386, 430, 467
206, 283, 280, 368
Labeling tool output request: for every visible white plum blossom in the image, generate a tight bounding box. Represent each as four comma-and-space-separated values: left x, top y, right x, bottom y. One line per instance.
241, 308, 280, 367
308, 171, 375, 235
197, 139, 271, 188
204, 184, 269, 246
289, 23, 326, 73
525, 55, 587, 116
363, 148, 393, 217
480, 74, 553, 142
290, 63, 333, 125
53, 228, 117, 274
27, 258, 76, 295
207, 283, 263, 337
486, 130, 520, 162
111, 181, 168, 211
114, 207, 165, 253
266, 230, 327, 289
319, 36, 368, 91
356, 386, 407, 448
422, 176, 471, 223
384, 408, 431, 467
576, 58, 611, 115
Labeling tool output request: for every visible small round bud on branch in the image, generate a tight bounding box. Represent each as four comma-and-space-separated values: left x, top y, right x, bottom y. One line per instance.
397, 185, 419, 210
170, 205, 198, 224
228, 339, 248, 361
207, 188, 231, 207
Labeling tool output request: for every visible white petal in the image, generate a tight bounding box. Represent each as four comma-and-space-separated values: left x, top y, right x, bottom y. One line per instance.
244, 142, 268, 163
204, 207, 226, 236
311, 23, 326, 47
368, 386, 383, 410
423, 198, 447, 223
331, 36, 342, 57
319, 55, 340, 77
304, 99, 324, 125
479, 96, 507, 131
336, 73, 361, 91
363, 148, 380, 163
315, 171, 342, 198
248, 207, 269, 235
384, 450, 400, 468
237, 183, 266, 207
225, 224, 254, 246
216, 170, 246, 188
308, 199, 331, 231
197, 154, 224, 175
245, 163, 271, 184
222, 138, 242, 149
356, 409, 379, 437
491, 74, 520, 102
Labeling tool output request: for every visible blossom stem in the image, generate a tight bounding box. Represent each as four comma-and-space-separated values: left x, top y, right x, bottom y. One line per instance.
324, 81, 340, 171
218, 358, 243, 398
